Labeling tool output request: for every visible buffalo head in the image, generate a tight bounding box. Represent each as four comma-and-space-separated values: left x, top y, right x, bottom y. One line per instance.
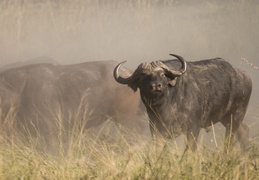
114, 54, 187, 105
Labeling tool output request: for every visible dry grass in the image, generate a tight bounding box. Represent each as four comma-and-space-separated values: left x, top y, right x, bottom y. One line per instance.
0, 122, 258, 179
241, 57, 259, 70
0, 104, 258, 179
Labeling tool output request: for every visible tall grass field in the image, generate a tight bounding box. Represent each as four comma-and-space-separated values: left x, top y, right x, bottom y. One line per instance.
0, 120, 258, 179
0, 0, 259, 179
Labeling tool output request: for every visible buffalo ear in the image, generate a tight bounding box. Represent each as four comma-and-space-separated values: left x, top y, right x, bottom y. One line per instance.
128, 84, 138, 92
168, 77, 177, 87
127, 78, 139, 92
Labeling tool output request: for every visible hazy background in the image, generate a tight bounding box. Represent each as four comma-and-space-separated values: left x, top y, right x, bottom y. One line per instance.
0, 0, 258, 140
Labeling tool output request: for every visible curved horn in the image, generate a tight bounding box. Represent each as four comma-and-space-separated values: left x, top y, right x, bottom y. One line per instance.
113, 61, 133, 84
158, 54, 187, 78
169, 54, 187, 75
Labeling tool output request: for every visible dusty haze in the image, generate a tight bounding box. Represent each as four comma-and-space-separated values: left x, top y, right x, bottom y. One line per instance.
0, 0, 258, 140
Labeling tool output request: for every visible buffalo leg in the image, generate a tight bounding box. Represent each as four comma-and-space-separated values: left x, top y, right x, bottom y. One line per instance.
222, 113, 247, 153
224, 123, 235, 153
236, 122, 249, 151
186, 127, 200, 151
149, 121, 168, 153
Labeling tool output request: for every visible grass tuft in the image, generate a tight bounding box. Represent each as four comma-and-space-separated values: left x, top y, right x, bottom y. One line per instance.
0, 122, 258, 179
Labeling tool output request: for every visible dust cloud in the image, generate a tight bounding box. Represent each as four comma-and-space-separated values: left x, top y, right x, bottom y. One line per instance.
0, 0, 258, 140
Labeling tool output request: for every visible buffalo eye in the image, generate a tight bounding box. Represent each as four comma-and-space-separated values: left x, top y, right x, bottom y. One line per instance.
160, 73, 166, 78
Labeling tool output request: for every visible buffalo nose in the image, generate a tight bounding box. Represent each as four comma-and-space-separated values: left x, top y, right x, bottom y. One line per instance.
149, 82, 162, 91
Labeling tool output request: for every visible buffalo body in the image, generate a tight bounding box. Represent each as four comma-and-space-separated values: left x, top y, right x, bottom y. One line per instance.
114, 54, 252, 151
0, 60, 141, 152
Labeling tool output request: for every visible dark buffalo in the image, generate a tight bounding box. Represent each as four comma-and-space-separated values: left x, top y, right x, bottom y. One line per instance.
114, 54, 252, 151
0, 60, 141, 152
0, 56, 59, 73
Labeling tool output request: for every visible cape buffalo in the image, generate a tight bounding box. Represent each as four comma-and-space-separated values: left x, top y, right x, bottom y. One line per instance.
114, 54, 252, 151
0, 60, 141, 152
0, 56, 59, 73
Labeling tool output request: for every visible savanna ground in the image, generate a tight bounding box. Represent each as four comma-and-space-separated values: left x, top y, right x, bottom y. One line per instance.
0, 0, 259, 179
0, 115, 259, 179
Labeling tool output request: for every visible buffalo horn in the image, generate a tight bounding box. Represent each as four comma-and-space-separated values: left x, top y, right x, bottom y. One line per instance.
113, 61, 132, 84
168, 54, 187, 76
